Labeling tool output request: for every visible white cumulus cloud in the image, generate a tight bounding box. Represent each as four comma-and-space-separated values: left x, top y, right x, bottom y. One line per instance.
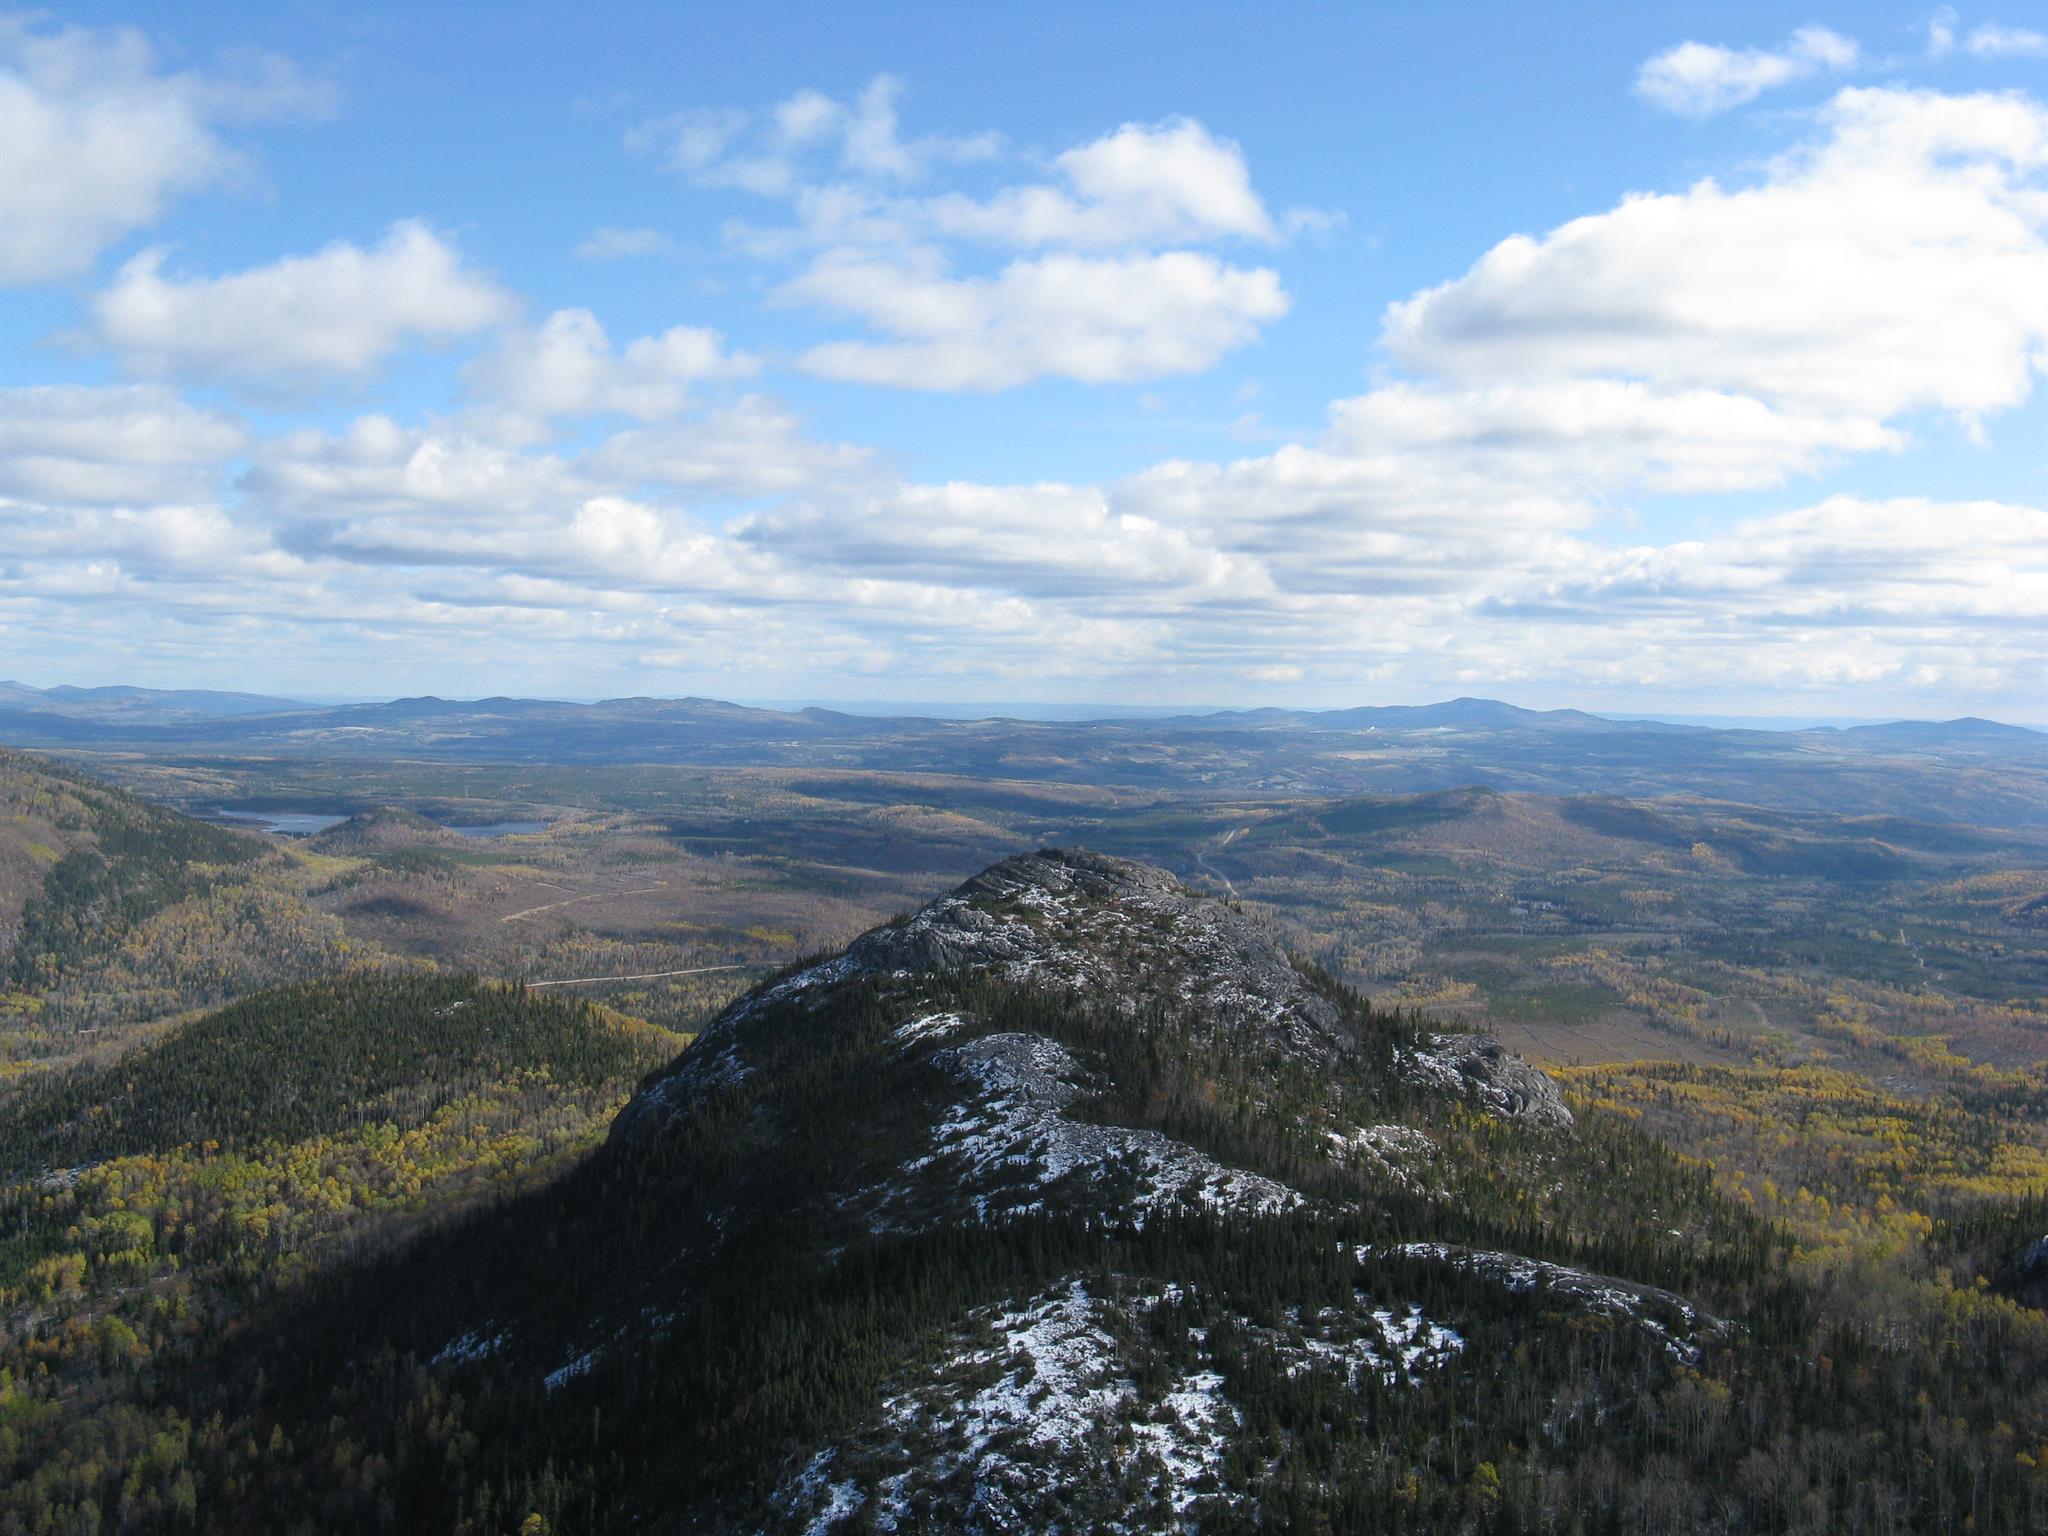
633, 79, 1300, 389
0, 385, 247, 504
1385, 88, 2048, 441
925, 118, 1280, 248
1968, 23, 2048, 58
91, 221, 514, 384
468, 309, 757, 423
1326, 380, 1900, 494
591, 396, 878, 495
790, 250, 1288, 390
631, 75, 999, 197
0, 16, 329, 284
1635, 26, 1859, 117
4, 65, 2042, 716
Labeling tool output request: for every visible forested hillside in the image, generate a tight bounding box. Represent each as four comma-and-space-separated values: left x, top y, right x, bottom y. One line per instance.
0, 752, 359, 1061
0, 973, 672, 1171
1, 750, 262, 992
1, 851, 2031, 1533
2, 753, 2046, 1533
0, 972, 682, 1532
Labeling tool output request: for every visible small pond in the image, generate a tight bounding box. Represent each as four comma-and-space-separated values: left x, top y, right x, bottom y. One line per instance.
204, 809, 350, 837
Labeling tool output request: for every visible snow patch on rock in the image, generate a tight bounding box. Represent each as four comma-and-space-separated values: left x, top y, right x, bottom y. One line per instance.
914, 1031, 1299, 1221
1263, 1296, 1465, 1388
881, 1279, 1237, 1530
1129, 1369, 1238, 1514
432, 1327, 507, 1367
774, 1450, 866, 1535
893, 1010, 966, 1047
1324, 1122, 1435, 1186
1379, 1242, 1715, 1361
1374, 1304, 1466, 1379
544, 1347, 599, 1393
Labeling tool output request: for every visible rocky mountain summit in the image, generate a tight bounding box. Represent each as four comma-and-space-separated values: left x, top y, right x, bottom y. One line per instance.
414, 848, 1733, 1532
121, 842, 1779, 1533
618, 848, 1569, 1153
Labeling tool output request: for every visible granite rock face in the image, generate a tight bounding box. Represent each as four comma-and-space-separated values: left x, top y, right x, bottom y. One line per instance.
533, 853, 1684, 1534
844, 849, 1350, 1052
617, 847, 1570, 1143
1404, 1034, 1575, 1130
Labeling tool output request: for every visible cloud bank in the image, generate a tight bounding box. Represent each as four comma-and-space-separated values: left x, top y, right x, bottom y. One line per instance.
0, 30, 2043, 716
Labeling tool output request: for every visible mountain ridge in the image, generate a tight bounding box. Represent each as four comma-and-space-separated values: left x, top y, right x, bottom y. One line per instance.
0, 684, 2036, 740
5, 690, 2044, 829
242, 846, 1774, 1531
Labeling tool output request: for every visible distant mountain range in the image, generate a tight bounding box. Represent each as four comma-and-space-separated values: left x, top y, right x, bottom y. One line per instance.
1, 684, 2041, 825
0, 681, 305, 720
0, 680, 2037, 741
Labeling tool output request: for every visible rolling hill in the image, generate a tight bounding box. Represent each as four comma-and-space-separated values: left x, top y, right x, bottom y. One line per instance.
0, 691, 2042, 826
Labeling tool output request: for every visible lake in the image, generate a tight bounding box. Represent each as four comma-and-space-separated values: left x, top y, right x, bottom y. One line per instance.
204, 809, 350, 837
201, 811, 546, 839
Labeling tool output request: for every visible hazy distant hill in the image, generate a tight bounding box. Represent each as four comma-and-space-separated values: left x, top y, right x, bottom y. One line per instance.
0, 680, 304, 721
10, 689, 2040, 826
1837, 716, 2047, 748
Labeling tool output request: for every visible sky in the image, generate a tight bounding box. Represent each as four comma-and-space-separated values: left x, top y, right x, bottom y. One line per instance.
0, 2, 2044, 720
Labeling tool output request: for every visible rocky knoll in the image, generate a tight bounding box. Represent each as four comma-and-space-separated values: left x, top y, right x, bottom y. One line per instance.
377, 847, 1746, 1533
617, 847, 1569, 1146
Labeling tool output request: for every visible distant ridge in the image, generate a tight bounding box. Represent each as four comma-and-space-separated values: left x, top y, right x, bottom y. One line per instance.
0, 681, 304, 720
1308, 696, 1623, 731
0, 688, 2042, 826
1837, 716, 2047, 746
8, 682, 2034, 738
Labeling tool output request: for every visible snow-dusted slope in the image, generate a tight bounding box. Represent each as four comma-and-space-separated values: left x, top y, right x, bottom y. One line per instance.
617, 848, 1570, 1147
447, 849, 1726, 1532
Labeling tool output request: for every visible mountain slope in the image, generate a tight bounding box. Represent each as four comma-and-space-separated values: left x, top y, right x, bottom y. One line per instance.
0, 968, 688, 1536
0, 748, 265, 996
203, 849, 1789, 1533
0, 972, 675, 1173
0, 750, 366, 1054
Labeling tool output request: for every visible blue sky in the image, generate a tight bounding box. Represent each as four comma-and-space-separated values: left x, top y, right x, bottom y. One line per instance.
1, 2, 2044, 718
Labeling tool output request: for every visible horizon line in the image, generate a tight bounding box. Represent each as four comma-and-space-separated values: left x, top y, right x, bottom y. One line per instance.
3, 679, 2042, 733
